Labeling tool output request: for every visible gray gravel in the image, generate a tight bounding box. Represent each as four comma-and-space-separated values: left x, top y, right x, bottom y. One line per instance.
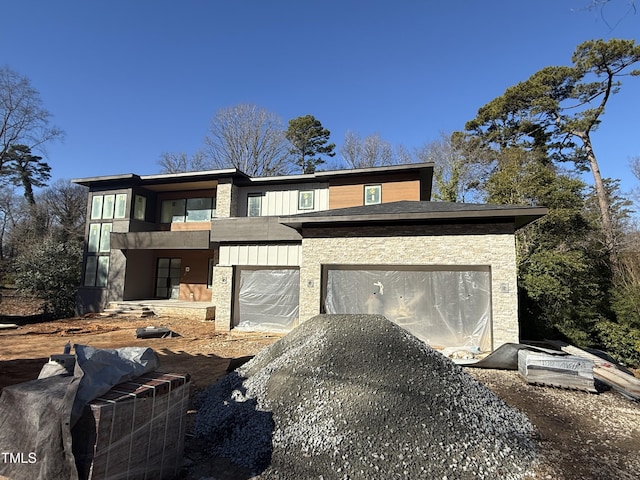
194, 314, 538, 479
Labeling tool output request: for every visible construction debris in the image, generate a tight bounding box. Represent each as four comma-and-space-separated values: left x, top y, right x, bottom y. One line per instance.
194, 314, 538, 479
135, 326, 178, 338
553, 342, 640, 401
517, 349, 597, 392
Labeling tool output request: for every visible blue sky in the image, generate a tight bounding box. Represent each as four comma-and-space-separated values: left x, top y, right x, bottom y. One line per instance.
1, 0, 639, 196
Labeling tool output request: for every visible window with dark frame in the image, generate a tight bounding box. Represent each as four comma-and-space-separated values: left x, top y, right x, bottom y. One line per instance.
160, 197, 215, 223
364, 184, 382, 205
298, 190, 314, 210
247, 193, 262, 217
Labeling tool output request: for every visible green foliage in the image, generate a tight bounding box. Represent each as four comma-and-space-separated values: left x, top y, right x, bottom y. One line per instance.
14, 237, 82, 319
519, 248, 607, 344
593, 320, 640, 367
479, 146, 613, 345
285, 115, 335, 174
467, 39, 640, 258
2, 145, 51, 205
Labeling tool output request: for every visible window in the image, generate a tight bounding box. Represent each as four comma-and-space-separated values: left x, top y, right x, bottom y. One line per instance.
90, 195, 103, 220
247, 193, 262, 217
364, 184, 382, 205
91, 194, 127, 219
114, 194, 127, 218
161, 199, 186, 223
133, 195, 146, 221
102, 195, 115, 219
160, 197, 215, 223
88, 223, 112, 253
99, 223, 112, 252
84, 255, 110, 287
86, 193, 123, 287
298, 190, 314, 210
187, 197, 214, 221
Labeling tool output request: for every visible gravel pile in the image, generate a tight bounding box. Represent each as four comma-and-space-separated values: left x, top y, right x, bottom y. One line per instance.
194, 314, 538, 479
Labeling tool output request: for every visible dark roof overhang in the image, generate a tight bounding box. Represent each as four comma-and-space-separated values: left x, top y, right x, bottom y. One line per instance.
278, 201, 548, 231
72, 168, 250, 192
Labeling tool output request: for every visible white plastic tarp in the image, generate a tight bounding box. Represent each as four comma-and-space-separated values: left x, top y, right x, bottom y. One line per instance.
324, 268, 492, 351
235, 268, 299, 332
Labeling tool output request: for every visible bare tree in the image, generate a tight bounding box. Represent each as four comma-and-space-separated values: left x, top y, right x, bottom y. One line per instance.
340, 131, 395, 168
583, 0, 636, 29
158, 151, 208, 174
0, 66, 63, 171
416, 132, 490, 203
39, 179, 88, 242
203, 104, 292, 176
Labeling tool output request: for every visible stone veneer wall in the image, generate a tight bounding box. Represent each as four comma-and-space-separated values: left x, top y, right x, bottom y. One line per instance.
211, 265, 234, 331
216, 182, 233, 218
298, 228, 519, 349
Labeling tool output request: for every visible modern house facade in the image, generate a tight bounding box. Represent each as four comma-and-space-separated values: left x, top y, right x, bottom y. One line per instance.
72, 163, 546, 352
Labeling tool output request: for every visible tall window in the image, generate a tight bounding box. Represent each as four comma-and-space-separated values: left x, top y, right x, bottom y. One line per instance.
160, 197, 216, 223
85, 192, 125, 287
133, 195, 146, 221
84, 256, 109, 287
247, 193, 262, 217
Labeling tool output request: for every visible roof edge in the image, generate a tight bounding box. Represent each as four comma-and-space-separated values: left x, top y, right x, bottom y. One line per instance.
279, 206, 548, 230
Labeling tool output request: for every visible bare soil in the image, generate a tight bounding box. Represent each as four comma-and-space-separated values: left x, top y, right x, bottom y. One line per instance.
1, 293, 639, 480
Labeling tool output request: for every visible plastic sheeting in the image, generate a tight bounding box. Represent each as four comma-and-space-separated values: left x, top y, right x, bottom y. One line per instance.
234, 268, 300, 332
324, 268, 492, 351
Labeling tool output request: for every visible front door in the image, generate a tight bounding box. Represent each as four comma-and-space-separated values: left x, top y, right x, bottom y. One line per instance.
155, 257, 181, 299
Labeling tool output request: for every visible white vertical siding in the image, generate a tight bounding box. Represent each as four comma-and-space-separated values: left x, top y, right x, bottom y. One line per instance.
237, 182, 329, 216
219, 244, 301, 266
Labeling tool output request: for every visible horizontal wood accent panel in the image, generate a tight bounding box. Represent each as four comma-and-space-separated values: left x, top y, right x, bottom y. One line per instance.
170, 222, 211, 231
329, 179, 421, 209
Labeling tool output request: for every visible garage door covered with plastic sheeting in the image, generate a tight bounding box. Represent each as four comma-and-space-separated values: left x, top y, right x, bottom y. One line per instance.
324, 267, 492, 352
234, 268, 300, 333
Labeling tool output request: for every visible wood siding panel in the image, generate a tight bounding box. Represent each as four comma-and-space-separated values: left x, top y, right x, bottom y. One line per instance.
170, 221, 211, 231
329, 179, 421, 209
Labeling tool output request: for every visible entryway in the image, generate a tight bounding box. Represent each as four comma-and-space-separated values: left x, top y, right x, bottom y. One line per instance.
155, 257, 181, 299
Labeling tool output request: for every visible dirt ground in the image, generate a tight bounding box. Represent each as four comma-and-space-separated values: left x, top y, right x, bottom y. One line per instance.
1, 293, 639, 479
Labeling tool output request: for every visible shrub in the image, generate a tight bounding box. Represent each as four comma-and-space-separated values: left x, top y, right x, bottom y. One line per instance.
594, 320, 640, 368
14, 238, 82, 319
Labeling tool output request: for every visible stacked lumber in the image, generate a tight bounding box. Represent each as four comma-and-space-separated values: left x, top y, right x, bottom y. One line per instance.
517, 349, 597, 392
72, 372, 190, 480
557, 344, 640, 401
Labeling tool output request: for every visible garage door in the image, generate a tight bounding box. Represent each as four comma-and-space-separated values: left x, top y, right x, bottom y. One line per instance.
324, 266, 492, 351
233, 268, 299, 332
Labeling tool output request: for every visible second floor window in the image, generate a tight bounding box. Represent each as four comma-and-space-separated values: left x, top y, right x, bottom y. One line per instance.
364, 185, 382, 205
91, 194, 127, 220
133, 195, 147, 221
160, 197, 216, 223
247, 193, 262, 217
